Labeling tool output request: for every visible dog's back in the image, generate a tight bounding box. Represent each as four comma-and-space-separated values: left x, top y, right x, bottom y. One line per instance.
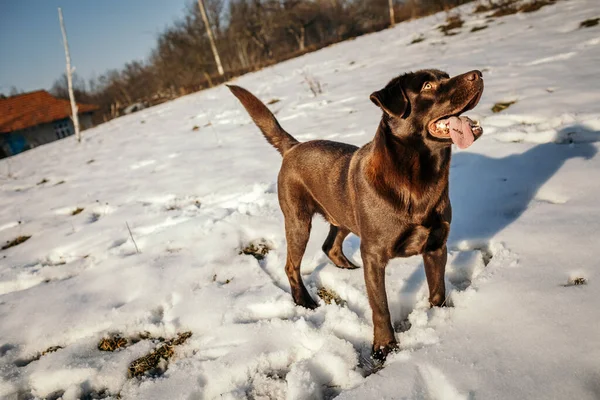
279, 140, 359, 230
228, 84, 361, 230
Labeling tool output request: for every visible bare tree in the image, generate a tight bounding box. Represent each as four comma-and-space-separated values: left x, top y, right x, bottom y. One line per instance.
282, 0, 319, 51
57, 0, 474, 125
58, 8, 81, 142
51, 72, 88, 101
198, 0, 225, 75
9, 86, 23, 96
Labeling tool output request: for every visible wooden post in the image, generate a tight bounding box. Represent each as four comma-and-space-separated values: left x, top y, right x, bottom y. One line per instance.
58, 8, 81, 142
389, 0, 395, 27
197, 0, 224, 76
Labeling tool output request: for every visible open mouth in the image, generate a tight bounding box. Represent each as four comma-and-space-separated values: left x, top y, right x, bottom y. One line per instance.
427, 90, 483, 149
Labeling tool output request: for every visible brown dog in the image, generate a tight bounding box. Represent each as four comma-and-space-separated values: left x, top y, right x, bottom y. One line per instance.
228, 69, 484, 360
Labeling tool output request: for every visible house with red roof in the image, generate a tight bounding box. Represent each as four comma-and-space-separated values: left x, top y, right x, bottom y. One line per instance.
0, 90, 98, 158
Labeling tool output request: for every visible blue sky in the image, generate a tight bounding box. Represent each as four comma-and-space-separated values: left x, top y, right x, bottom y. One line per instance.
0, 0, 191, 94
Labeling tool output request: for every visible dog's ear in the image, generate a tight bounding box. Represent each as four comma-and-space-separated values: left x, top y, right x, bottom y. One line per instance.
370, 84, 408, 118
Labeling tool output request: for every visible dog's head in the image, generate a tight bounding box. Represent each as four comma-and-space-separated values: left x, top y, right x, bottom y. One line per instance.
370, 69, 484, 149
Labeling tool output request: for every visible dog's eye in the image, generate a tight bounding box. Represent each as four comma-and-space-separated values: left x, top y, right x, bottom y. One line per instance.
422, 82, 433, 91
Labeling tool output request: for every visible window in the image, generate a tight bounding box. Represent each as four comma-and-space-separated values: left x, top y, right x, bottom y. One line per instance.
54, 120, 72, 139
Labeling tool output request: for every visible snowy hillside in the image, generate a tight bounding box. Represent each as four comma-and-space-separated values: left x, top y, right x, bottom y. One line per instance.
1, 0, 600, 398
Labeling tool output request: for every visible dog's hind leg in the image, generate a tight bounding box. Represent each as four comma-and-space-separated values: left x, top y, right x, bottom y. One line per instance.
284, 214, 318, 309
322, 225, 359, 269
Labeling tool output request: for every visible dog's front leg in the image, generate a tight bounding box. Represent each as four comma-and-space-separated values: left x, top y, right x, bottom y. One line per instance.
423, 245, 447, 307
362, 246, 396, 361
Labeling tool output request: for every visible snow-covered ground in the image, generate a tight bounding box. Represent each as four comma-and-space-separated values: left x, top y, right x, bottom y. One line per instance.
2, 0, 600, 398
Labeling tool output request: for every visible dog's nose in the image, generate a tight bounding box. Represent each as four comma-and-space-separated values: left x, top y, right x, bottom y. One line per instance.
466, 70, 483, 81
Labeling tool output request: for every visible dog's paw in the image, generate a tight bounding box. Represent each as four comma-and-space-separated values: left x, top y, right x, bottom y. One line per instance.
429, 292, 448, 308
335, 262, 360, 270
372, 341, 399, 363
296, 295, 319, 310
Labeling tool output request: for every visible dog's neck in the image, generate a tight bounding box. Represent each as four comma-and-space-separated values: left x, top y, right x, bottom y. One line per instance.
365, 118, 451, 209
376, 117, 451, 167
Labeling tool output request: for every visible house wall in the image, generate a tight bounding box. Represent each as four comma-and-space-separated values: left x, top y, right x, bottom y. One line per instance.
0, 113, 95, 158
80, 114, 94, 130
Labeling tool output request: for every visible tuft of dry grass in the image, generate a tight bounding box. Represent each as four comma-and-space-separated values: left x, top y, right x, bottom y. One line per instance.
303, 73, 323, 97
474, 0, 554, 16
490, 6, 518, 17
519, 0, 554, 13
2, 235, 31, 250
239, 240, 272, 261
564, 277, 587, 287
267, 98, 281, 105
471, 25, 488, 32
41, 346, 63, 356
410, 35, 426, 44
16, 345, 63, 367
192, 125, 200, 131
580, 18, 599, 28
439, 14, 464, 35
492, 100, 516, 113
317, 287, 346, 306
473, 3, 491, 13
128, 332, 192, 378
98, 335, 129, 352
72, 207, 84, 216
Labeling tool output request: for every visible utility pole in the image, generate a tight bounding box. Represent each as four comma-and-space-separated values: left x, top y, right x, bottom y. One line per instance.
389, 0, 395, 27
197, 0, 224, 76
58, 8, 81, 142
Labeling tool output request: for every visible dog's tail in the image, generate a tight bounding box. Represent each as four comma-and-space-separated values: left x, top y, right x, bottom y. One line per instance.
227, 85, 299, 156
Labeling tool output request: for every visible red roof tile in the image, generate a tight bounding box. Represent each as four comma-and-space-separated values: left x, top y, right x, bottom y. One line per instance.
0, 90, 99, 133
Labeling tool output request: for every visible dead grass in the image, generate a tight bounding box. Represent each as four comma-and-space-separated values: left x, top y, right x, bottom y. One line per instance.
490, 5, 518, 17
471, 25, 489, 32
42, 346, 63, 355
317, 287, 346, 306
580, 18, 599, 28
303, 73, 323, 96
98, 335, 128, 352
192, 125, 200, 131
128, 331, 192, 378
564, 277, 587, 287
472, 0, 519, 17
485, 0, 553, 17
239, 240, 272, 261
71, 207, 84, 216
519, 0, 554, 13
267, 98, 281, 105
439, 14, 464, 35
492, 100, 516, 113
410, 35, 426, 44
473, 3, 491, 13
16, 345, 63, 367
2, 235, 31, 250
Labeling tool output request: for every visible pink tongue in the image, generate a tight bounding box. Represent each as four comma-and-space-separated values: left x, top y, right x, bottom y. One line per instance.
446, 116, 475, 149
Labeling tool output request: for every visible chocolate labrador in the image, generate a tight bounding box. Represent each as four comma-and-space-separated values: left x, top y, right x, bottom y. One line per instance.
228, 69, 484, 360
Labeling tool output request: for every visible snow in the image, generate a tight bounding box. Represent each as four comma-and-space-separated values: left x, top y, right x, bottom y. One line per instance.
1, 0, 600, 398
